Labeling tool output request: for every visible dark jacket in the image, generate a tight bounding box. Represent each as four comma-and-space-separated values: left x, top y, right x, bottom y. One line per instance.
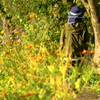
60, 21, 90, 58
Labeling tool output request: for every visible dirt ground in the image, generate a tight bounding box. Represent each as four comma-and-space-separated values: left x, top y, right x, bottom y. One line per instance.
78, 87, 100, 100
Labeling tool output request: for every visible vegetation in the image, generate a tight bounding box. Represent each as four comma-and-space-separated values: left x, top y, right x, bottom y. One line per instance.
0, 0, 100, 99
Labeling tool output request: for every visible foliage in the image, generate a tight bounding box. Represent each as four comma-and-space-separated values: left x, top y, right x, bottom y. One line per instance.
0, 0, 99, 100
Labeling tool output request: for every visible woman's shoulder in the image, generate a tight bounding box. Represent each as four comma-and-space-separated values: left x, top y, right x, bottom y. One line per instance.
62, 21, 86, 30
63, 23, 72, 28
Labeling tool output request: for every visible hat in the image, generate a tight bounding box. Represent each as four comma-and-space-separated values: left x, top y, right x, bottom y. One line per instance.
68, 6, 84, 23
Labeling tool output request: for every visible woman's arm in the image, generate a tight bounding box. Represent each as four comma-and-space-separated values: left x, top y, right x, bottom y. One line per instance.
59, 25, 65, 51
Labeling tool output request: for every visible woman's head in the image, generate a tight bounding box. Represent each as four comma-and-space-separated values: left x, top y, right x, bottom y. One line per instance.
68, 6, 84, 23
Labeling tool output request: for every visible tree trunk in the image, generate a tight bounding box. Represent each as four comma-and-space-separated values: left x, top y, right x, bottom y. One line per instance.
81, 0, 100, 67
93, 23, 100, 67
2, 18, 8, 38
88, 0, 100, 67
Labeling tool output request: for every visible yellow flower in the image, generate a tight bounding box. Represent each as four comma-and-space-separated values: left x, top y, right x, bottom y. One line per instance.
28, 42, 33, 45
24, 50, 29, 54
28, 91, 36, 94
0, 58, 2, 62
52, 62, 56, 66
10, 54, 14, 57
32, 76, 38, 79
67, 63, 72, 66
17, 67, 20, 71
95, 75, 97, 78
0, 91, 6, 98
29, 13, 35, 18
21, 91, 36, 98
56, 49, 59, 53
27, 42, 33, 49
39, 56, 42, 60
27, 45, 32, 49
78, 73, 81, 76
19, 63, 24, 67
82, 50, 87, 54
9, 76, 15, 82
1, 30, 4, 34
20, 51, 23, 54
30, 28, 33, 30
36, 80, 41, 84
15, 31, 19, 34
29, 67, 35, 72
24, 69, 28, 73
4, 51, 10, 55
28, 54, 33, 58
23, 32, 27, 35
17, 83, 22, 88
3, 52, 6, 55
46, 77, 50, 81
13, 41, 18, 44
90, 50, 94, 54
12, 48, 16, 51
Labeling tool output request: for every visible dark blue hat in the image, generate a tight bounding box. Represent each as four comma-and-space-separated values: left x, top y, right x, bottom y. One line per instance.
68, 6, 84, 23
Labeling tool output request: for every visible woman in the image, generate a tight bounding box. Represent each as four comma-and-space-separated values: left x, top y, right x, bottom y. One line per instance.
59, 6, 91, 92
60, 6, 90, 61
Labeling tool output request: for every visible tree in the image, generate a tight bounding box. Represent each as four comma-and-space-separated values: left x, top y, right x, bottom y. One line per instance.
80, 0, 100, 67
0, 0, 68, 43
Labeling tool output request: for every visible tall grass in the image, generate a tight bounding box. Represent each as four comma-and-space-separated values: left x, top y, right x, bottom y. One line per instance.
0, 13, 99, 100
